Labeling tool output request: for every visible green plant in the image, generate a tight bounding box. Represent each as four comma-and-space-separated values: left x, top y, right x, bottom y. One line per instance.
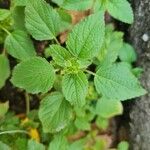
0, 0, 146, 149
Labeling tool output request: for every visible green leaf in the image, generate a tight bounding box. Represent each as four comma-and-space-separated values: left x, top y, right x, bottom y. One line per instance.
57, 9, 72, 23
117, 141, 129, 150
75, 117, 91, 131
48, 134, 68, 150
106, 0, 134, 24
53, 75, 63, 91
0, 101, 9, 118
96, 116, 109, 130
74, 106, 85, 118
93, 0, 107, 12
27, 140, 45, 150
14, 0, 27, 6
119, 43, 137, 63
64, 58, 90, 73
77, 59, 91, 69
62, 0, 93, 11
39, 92, 73, 133
11, 57, 55, 94
25, 0, 64, 40
0, 9, 11, 21
12, 7, 26, 31
0, 54, 10, 89
68, 139, 86, 150
94, 63, 146, 101
57, 8, 72, 30
62, 71, 88, 107
98, 24, 123, 65
132, 67, 143, 78
87, 82, 99, 100
52, 0, 93, 11
66, 12, 105, 59
49, 44, 72, 67
14, 138, 28, 150
5, 30, 36, 60
93, 138, 108, 150
96, 97, 123, 118
74, 105, 95, 122
0, 141, 11, 150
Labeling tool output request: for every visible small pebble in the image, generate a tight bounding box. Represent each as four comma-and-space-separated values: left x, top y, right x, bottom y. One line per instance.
142, 34, 149, 42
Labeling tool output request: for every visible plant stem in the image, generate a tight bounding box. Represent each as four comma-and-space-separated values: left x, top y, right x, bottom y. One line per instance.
0, 24, 11, 35
54, 37, 60, 45
85, 70, 96, 76
0, 130, 29, 135
25, 93, 30, 115
55, 69, 60, 72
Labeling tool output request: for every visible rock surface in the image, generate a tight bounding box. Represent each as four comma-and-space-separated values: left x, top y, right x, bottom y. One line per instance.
129, 0, 150, 149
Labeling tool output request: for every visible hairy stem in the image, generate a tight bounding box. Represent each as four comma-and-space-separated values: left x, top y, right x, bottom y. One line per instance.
54, 37, 60, 45
0, 130, 29, 135
85, 70, 96, 76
